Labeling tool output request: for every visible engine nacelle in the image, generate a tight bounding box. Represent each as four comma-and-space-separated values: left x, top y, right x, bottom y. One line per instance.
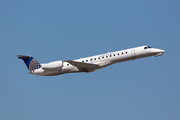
42, 60, 63, 70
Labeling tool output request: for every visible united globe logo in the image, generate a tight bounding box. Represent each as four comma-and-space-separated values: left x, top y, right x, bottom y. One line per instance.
29, 59, 41, 72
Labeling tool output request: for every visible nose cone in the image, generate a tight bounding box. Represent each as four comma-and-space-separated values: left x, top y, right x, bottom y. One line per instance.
151, 48, 165, 53
158, 49, 165, 53
150, 48, 165, 57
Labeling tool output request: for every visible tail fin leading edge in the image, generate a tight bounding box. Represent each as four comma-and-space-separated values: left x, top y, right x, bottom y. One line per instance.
16, 55, 41, 71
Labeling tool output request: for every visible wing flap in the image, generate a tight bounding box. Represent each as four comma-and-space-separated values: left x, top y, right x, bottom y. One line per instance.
65, 60, 99, 71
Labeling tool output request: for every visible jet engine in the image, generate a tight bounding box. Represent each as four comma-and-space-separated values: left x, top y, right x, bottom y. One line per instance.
42, 61, 63, 70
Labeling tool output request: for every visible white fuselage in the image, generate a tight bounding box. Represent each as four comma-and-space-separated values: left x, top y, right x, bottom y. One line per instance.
32, 46, 165, 76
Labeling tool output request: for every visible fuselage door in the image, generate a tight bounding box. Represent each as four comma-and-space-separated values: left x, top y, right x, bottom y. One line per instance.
131, 49, 136, 58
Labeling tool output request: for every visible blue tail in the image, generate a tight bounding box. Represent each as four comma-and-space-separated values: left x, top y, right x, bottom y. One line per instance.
16, 55, 41, 71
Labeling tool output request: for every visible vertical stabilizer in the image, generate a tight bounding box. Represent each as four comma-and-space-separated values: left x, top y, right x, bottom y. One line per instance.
16, 55, 41, 72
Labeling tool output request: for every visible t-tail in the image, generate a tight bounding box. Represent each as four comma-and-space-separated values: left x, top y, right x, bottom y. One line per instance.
16, 55, 42, 72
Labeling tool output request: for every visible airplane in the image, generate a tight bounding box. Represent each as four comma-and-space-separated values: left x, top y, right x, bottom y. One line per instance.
16, 46, 165, 76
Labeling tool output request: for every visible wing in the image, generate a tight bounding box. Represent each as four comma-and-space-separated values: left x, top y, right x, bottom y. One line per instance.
65, 60, 99, 72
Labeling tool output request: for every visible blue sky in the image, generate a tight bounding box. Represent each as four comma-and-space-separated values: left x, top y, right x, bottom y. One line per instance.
0, 0, 180, 120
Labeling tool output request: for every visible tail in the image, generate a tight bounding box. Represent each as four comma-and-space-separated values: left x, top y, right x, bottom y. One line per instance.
16, 55, 42, 72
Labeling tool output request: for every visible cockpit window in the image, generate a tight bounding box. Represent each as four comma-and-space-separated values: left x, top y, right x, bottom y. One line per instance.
144, 46, 152, 50
144, 47, 148, 49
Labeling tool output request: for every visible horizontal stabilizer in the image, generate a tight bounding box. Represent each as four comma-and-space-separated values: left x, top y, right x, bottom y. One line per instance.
16, 55, 31, 60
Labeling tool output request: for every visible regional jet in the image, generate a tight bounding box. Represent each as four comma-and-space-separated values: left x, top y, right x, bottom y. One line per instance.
17, 46, 165, 76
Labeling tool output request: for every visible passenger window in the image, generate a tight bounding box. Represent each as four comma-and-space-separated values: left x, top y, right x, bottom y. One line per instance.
106, 56, 108, 58
94, 58, 96, 60
118, 53, 119, 55
114, 54, 115, 56
110, 55, 112, 57
90, 59, 92, 61
86, 60, 88, 62
82, 61, 84, 63
122, 53, 123, 55
126, 52, 128, 54
102, 57, 104, 59
67, 64, 69, 66
98, 57, 100, 59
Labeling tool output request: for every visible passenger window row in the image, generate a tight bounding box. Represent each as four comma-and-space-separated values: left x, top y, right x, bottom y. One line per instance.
81, 51, 128, 63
